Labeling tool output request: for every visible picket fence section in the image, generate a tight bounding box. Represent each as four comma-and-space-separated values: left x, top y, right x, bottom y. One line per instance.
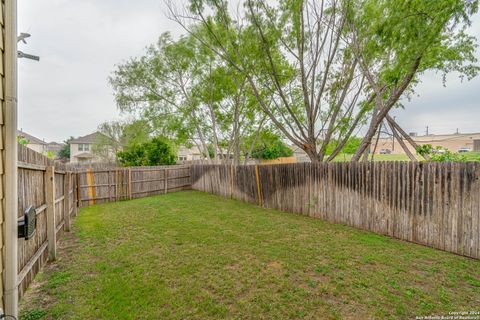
191, 162, 480, 260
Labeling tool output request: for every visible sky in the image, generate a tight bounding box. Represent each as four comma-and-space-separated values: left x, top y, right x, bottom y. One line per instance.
18, 0, 480, 143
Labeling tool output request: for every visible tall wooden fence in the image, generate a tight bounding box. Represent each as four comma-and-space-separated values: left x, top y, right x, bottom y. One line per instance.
75, 165, 191, 207
191, 162, 480, 260
16, 146, 191, 299
17, 145, 78, 297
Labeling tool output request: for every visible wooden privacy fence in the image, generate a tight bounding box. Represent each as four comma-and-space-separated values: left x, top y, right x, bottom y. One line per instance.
75, 165, 191, 207
16, 146, 191, 299
191, 162, 480, 260
17, 145, 78, 297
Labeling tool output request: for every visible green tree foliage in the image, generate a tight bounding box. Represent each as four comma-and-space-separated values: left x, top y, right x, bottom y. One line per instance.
58, 137, 74, 159
416, 144, 479, 162
170, 0, 479, 162
249, 131, 293, 160
117, 137, 176, 166
93, 120, 152, 163
325, 137, 362, 155
92, 122, 125, 162
349, 0, 479, 160
17, 135, 29, 145
109, 32, 263, 164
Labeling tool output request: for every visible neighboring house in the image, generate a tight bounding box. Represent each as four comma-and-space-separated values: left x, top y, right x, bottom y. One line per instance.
177, 145, 237, 163
69, 132, 113, 163
17, 130, 66, 158
46, 142, 65, 156
17, 130, 46, 154
177, 145, 204, 162
371, 132, 480, 155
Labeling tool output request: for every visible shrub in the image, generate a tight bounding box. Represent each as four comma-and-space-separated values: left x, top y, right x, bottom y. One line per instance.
117, 137, 176, 166
416, 144, 478, 162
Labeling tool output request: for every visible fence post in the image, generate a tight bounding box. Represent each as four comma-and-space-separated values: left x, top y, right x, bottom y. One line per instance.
128, 167, 132, 199
164, 168, 168, 194
45, 166, 57, 261
64, 172, 71, 232
87, 168, 96, 205
114, 169, 118, 201
76, 172, 81, 209
255, 165, 262, 207
72, 173, 78, 216
230, 165, 234, 199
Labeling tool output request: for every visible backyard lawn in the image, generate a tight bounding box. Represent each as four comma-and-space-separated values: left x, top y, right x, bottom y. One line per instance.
20, 191, 479, 320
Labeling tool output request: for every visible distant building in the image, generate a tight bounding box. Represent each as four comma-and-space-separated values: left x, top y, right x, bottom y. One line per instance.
46, 142, 64, 156
177, 145, 204, 162
17, 130, 66, 159
17, 130, 46, 154
371, 132, 480, 154
69, 132, 113, 163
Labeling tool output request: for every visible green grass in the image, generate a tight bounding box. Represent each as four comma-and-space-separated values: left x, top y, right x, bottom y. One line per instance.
463, 151, 480, 161
20, 191, 479, 319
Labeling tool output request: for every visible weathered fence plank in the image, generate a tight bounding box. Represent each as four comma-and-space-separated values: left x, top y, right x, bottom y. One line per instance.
45, 166, 56, 262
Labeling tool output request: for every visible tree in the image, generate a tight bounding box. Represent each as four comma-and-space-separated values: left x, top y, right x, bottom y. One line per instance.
348, 0, 479, 161
250, 130, 293, 160
123, 119, 152, 147
58, 136, 74, 159
416, 144, 474, 162
92, 121, 125, 162
93, 120, 153, 163
117, 137, 176, 166
169, 0, 369, 162
110, 32, 263, 164
325, 137, 362, 156
169, 0, 479, 162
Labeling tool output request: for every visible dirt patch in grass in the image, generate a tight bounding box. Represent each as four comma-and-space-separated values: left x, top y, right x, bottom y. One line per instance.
20, 229, 82, 319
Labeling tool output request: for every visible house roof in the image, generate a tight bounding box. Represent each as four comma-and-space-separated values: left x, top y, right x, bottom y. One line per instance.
412, 132, 480, 142
70, 132, 103, 144
178, 145, 203, 156
375, 132, 480, 143
17, 130, 45, 145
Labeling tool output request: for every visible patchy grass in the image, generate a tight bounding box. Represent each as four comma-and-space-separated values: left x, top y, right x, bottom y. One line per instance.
20, 191, 479, 319
463, 151, 480, 161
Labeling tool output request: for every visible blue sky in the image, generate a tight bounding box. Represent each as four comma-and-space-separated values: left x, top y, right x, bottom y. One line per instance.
17, 0, 480, 142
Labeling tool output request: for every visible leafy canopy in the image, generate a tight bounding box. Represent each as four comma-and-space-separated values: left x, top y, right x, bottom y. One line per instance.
117, 137, 177, 167
249, 131, 293, 160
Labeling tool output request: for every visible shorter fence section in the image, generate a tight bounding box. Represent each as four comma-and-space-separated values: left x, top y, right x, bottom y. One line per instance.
76, 165, 191, 207
191, 162, 480, 260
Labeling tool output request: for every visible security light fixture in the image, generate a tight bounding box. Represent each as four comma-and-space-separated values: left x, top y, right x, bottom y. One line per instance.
18, 206, 37, 240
